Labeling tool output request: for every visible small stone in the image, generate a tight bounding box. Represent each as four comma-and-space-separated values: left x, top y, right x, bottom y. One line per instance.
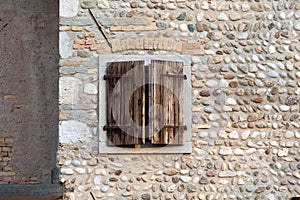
218, 171, 237, 177
205, 80, 218, 88
217, 13, 228, 21
294, 22, 300, 31
61, 168, 74, 175
172, 176, 179, 183
219, 147, 232, 155
252, 97, 263, 103
234, 148, 244, 156
200, 90, 210, 97
205, 13, 216, 22
279, 105, 290, 112
247, 113, 258, 122
156, 22, 167, 30
122, 192, 132, 197
229, 81, 238, 88
225, 98, 237, 106
81, 0, 96, 9
251, 4, 264, 12
228, 131, 239, 139
226, 34, 235, 40
278, 149, 288, 157
180, 176, 192, 183
208, 114, 220, 121
177, 12, 187, 21
236, 88, 244, 96
101, 185, 109, 193
97, 0, 109, 9
164, 169, 178, 176
187, 24, 195, 32
229, 12, 241, 21
167, 184, 176, 192
179, 24, 188, 32
187, 184, 196, 193
142, 193, 151, 200
255, 187, 266, 193
126, 11, 136, 17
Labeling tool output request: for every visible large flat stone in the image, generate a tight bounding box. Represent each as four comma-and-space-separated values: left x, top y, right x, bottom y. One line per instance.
98, 18, 148, 26
60, 17, 93, 26
60, 0, 79, 17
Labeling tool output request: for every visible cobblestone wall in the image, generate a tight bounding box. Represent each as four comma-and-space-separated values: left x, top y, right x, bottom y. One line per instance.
59, 0, 300, 199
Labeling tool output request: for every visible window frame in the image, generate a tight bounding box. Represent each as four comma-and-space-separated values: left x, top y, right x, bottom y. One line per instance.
98, 55, 192, 154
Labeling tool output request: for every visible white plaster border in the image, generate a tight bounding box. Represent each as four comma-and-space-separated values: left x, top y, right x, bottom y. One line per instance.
98, 54, 192, 154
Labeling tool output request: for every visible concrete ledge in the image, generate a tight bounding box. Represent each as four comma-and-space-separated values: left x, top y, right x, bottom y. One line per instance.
0, 184, 63, 199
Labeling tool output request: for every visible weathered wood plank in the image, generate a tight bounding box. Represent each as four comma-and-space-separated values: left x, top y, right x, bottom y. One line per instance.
106, 61, 144, 146
151, 60, 184, 145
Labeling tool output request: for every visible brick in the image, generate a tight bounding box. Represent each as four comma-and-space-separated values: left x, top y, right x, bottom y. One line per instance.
132, 26, 144, 31
99, 18, 147, 26
121, 26, 134, 32
122, 39, 130, 50
111, 40, 122, 52
74, 40, 85, 45
2, 147, 12, 152
158, 39, 165, 50
153, 38, 160, 50
4, 138, 13, 143
59, 59, 85, 67
183, 49, 204, 55
136, 39, 144, 50
73, 44, 85, 50
145, 26, 158, 31
143, 38, 150, 50
0, 152, 8, 157
0, 138, 4, 142
172, 41, 183, 52
71, 26, 83, 32
3, 157, 11, 162
120, 40, 127, 51
3, 166, 12, 171
0, 162, 8, 166
184, 43, 202, 50
95, 39, 105, 44
166, 40, 174, 51
85, 33, 95, 38
162, 39, 169, 50
59, 26, 71, 31
195, 39, 209, 45
89, 45, 98, 51
85, 40, 93, 45
3, 95, 17, 100
110, 26, 122, 31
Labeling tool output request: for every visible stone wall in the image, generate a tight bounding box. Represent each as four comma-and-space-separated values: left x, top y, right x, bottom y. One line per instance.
59, 0, 300, 199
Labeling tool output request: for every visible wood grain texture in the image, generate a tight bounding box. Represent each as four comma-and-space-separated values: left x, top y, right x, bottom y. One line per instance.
106, 61, 145, 145
151, 60, 184, 145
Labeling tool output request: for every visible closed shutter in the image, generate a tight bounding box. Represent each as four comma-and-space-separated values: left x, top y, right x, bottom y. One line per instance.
150, 60, 185, 145
104, 61, 145, 146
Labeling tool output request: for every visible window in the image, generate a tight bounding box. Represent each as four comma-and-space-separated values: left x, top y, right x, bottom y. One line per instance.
99, 55, 191, 154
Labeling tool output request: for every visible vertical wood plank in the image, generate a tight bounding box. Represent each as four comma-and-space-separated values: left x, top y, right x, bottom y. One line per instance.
105, 61, 145, 146
151, 60, 184, 145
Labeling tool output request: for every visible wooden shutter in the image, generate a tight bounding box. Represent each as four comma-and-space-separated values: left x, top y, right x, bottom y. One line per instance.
105, 61, 145, 146
150, 60, 185, 145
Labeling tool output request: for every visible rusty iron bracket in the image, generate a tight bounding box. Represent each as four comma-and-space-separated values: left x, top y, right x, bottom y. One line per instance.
88, 9, 112, 48
103, 74, 132, 80
103, 125, 134, 131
